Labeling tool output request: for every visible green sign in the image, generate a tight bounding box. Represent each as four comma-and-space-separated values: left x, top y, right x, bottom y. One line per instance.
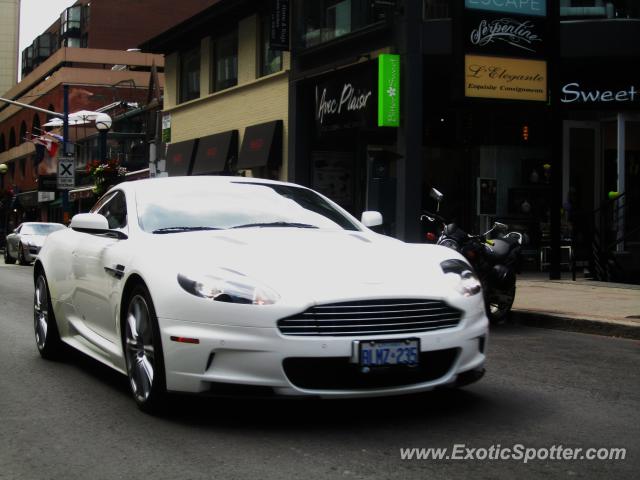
378, 54, 400, 127
161, 114, 171, 143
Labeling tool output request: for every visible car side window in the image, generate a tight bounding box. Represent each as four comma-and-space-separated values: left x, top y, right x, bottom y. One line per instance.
97, 191, 128, 230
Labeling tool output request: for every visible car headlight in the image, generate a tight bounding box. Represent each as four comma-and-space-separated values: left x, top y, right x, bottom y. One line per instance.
440, 259, 482, 297
177, 268, 280, 305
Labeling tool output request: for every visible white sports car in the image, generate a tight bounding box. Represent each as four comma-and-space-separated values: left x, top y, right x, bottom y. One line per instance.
34, 176, 488, 412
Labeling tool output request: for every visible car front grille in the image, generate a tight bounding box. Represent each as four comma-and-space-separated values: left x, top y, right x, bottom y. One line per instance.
283, 348, 460, 390
277, 299, 463, 337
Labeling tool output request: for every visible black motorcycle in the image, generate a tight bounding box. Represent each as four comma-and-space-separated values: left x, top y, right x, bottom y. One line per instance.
420, 188, 524, 324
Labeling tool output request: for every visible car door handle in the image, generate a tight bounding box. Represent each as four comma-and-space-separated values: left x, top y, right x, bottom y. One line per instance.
104, 264, 125, 279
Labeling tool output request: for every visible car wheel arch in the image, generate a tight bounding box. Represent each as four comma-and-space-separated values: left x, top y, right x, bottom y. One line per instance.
33, 260, 45, 284
119, 273, 152, 341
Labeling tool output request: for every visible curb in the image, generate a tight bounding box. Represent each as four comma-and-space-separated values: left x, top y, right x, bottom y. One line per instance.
511, 311, 640, 340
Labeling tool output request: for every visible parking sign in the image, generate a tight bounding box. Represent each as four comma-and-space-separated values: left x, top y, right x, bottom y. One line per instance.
57, 157, 75, 189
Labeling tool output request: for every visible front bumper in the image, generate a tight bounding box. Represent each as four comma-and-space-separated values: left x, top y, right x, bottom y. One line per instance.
26, 245, 41, 261
158, 311, 488, 398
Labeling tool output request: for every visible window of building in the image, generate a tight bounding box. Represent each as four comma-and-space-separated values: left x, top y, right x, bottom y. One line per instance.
424, 0, 450, 19
259, 14, 283, 77
212, 29, 238, 92
65, 37, 81, 48
0, 134, 5, 153
179, 45, 201, 103
9, 128, 16, 149
296, 0, 395, 48
32, 114, 41, 136
19, 122, 27, 144
61, 6, 82, 35
560, 0, 640, 18
19, 158, 26, 178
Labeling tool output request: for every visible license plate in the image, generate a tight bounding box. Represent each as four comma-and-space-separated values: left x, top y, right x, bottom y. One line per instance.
355, 339, 420, 367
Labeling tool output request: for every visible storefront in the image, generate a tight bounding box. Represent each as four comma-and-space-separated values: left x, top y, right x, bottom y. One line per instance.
295, 58, 399, 233
558, 60, 640, 277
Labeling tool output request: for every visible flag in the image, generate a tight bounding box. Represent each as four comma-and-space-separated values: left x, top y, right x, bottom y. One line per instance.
30, 135, 59, 158
44, 131, 64, 142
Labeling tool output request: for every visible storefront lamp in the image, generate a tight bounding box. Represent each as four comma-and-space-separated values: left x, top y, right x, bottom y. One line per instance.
95, 113, 112, 162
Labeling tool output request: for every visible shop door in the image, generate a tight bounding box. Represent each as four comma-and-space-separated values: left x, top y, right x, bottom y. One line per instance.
365, 147, 397, 235
562, 121, 601, 264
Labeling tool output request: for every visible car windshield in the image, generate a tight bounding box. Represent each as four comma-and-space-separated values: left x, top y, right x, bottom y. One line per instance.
21, 224, 65, 235
136, 181, 360, 233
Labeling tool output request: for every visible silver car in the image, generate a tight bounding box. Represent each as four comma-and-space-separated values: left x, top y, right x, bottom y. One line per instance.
4, 222, 66, 265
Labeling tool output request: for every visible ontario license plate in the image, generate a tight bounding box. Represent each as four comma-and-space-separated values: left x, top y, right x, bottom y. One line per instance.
357, 339, 420, 367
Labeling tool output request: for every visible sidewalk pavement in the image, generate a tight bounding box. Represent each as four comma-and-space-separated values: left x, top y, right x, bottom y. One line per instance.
512, 272, 640, 339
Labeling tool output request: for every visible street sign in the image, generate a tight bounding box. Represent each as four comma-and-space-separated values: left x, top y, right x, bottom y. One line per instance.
57, 157, 75, 190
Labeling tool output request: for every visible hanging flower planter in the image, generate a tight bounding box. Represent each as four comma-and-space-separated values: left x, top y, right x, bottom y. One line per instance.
86, 159, 127, 196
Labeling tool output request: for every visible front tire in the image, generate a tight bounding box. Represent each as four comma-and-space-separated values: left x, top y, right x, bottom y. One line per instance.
18, 243, 30, 265
4, 246, 16, 264
34, 273, 64, 359
123, 284, 167, 414
486, 283, 516, 325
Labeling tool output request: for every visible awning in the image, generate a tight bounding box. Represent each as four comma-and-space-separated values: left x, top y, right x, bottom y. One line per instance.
237, 120, 283, 169
165, 140, 196, 176
16, 191, 39, 208
191, 130, 238, 175
69, 185, 96, 201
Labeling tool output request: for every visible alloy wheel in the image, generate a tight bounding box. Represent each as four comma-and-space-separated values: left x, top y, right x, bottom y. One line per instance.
124, 294, 156, 403
34, 275, 49, 350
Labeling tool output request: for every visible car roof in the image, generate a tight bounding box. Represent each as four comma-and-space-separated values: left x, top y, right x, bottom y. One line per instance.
21, 222, 65, 226
114, 176, 309, 194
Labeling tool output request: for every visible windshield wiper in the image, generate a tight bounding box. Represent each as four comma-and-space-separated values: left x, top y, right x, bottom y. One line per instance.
230, 222, 318, 229
152, 226, 222, 234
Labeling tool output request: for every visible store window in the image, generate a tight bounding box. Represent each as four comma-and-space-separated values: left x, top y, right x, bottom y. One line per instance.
179, 45, 201, 103
297, 0, 395, 48
259, 14, 283, 77
560, 0, 640, 19
212, 30, 238, 92
424, 0, 451, 19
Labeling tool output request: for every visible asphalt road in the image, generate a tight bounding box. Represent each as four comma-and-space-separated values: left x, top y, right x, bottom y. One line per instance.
0, 262, 638, 480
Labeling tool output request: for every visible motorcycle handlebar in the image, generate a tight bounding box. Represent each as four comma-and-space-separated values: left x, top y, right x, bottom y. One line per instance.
419, 212, 446, 224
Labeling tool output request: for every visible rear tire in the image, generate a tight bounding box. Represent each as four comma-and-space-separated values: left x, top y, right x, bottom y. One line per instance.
486, 283, 516, 325
4, 246, 16, 264
34, 273, 64, 359
123, 284, 167, 414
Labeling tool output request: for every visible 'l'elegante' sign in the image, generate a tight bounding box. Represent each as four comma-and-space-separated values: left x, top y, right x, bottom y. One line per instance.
465, 55, 547, 102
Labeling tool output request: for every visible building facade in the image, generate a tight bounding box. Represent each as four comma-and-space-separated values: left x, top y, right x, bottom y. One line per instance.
20, 0, 218, 78
0, 0, 20, 95
286, 0, 640, 280
0, 48, 163, 227
141, 0, 290, 181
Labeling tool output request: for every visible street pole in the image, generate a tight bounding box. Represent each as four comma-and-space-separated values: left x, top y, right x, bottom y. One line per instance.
62, 85, 70, 224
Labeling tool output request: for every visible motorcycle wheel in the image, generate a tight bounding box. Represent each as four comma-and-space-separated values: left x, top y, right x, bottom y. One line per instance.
486, 283, 516, 325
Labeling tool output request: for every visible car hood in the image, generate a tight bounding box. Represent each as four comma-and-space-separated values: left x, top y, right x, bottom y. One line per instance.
21, 234, 47, 247
149, 228, 463, 303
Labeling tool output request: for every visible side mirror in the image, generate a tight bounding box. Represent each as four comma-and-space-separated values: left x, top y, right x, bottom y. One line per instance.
429, 188, 443, 202
70, 213, 109, 233
494, 222, 508, 233
430, 187, 443, 212
361, 211, 383, 228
